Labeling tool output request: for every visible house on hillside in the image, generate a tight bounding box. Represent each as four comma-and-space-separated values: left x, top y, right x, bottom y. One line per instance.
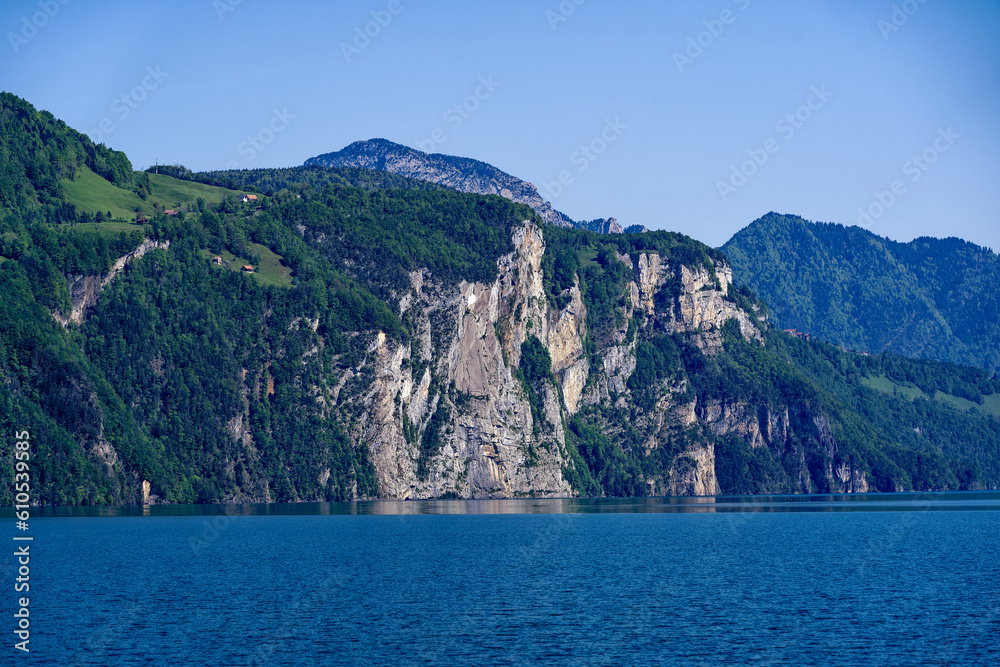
164, 209, 178, 216
242, 265, 254, 273
783, 328, 812, 341
212, 256, 223, 265
240, 194, 259, 203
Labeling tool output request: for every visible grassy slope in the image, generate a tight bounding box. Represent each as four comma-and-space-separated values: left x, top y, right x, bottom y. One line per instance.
147, 173, 243, 209
61, 166, 248, 219
578, 248, 600, 269
60, 166, 147, 219
862, 375, 1000, 418
199, 243, 293, 288
56, 221, 140, 238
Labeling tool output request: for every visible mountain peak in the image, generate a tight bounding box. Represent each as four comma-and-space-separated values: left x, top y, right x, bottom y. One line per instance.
306, 139, 577, 228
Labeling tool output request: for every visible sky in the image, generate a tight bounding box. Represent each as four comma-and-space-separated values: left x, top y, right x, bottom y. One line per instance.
2, 0, 998, 250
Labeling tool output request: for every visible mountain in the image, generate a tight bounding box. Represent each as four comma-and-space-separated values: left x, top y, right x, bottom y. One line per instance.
305, 139, 579, 228
577, 217, 625, 234
2, 94, 999, 506
722, 213, 1000, 373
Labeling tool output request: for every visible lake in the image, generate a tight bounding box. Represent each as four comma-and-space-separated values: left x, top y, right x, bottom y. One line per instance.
6, 492, 1000, 665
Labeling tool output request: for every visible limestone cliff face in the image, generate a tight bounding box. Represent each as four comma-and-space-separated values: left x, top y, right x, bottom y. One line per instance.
337, 222, 574, 499
631, 252, 762, 351
275, 219, 862, 499
44, 218, 863, 501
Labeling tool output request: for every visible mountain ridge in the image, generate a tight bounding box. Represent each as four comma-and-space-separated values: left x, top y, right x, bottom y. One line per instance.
722, 212, 1000, 373
305, 138, 582, 229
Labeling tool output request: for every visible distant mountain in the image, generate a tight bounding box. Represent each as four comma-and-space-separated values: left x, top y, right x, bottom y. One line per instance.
577, 217, 625, 234
305, 139, 579, 228
722, 213, 1000, 373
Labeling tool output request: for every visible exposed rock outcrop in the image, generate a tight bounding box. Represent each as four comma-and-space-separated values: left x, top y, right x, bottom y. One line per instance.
302, 217, 856, 499
54, 239, 170, 325
341, 221, 574, 499
578, 217, 625, 235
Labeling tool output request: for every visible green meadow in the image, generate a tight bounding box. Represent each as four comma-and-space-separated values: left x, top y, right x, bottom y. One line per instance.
61, 166, 249, 219
862, 375, 1000, 418
200, 243, 293, 289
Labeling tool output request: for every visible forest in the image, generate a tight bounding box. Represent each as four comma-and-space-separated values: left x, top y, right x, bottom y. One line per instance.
723, 212, 1000, 373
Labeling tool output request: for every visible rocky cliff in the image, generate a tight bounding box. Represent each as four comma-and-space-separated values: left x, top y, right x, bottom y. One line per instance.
578, 217, 625, 234
305, 139, 578, 229
301, 219, 863, 499
54, 239, 170, 325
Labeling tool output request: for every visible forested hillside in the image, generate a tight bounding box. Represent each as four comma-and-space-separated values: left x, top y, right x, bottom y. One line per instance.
152, 163, 450, 197
722, 212, 1000, 373
1, 94, 998, 506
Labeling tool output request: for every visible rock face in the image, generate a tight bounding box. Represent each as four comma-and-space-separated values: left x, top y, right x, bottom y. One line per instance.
307, 219, 859, 499
578, 217, 625, 234
305, 139, 577, 229
43, 219, 869, 502
54, 239, 170, 325
333, 222, 575, 499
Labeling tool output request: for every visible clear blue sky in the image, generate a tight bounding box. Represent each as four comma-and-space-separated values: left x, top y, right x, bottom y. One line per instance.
3, 0, 998, 250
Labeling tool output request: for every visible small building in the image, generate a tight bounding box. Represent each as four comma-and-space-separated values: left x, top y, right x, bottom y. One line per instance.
164, 209, 178, 216
783, 328, 811, 341
212, 256, 223, 265
240, 194, 259, 203
242, 265, 254, 273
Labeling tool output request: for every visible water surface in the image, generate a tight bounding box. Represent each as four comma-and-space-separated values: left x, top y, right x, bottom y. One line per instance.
7, 493, 999, 665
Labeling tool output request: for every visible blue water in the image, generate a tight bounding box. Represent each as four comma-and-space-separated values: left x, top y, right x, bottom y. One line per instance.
6, 493, 1000, 665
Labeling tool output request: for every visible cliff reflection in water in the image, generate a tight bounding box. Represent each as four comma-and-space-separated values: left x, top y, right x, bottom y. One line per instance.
16, 491, 1000, 519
